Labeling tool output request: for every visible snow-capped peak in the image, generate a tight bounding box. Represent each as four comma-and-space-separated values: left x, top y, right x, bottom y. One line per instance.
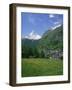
52, 24, 62, 30
25, 31, 41, 40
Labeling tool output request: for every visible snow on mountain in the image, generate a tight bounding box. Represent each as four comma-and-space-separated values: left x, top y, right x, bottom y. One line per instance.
52, 24, 62, 30
25, 31, 41, 40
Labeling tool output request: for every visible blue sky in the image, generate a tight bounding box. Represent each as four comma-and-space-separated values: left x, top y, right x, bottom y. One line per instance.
21, 12, 63, 38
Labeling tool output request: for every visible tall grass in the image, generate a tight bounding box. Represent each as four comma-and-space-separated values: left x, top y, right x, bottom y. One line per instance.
21, 58, 63, 77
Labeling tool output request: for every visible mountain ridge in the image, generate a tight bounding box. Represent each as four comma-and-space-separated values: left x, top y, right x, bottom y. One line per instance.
22, 25, 63, 59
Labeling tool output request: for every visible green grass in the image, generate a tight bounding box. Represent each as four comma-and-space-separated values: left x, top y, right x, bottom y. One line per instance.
21, 58, 63, 77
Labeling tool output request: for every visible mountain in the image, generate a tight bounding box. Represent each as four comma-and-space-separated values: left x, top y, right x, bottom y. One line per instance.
22, 38, 39, 48
22, 25, 63, 59
39, 25, 63, 50
22, 39, 40, 58
52, 24, 62, 30
24, 31, 41, 40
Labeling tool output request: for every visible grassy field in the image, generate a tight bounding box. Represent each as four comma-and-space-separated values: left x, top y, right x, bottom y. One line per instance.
21, 58, 63, 77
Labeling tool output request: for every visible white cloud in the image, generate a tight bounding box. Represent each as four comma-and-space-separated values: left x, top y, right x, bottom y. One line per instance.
49, 14, 54, 18
25, 31, 41, 40
54, 21, 60, 25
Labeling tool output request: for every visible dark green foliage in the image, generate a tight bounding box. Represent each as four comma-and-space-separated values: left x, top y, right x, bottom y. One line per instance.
39, 25, 63, 50
22, 39, 39, 47
22, 44, 39, 58
37, 25, 63, 59
40, 50, 45, 58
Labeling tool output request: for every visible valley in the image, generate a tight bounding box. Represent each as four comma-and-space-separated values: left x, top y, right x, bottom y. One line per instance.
22, 25, 63, 59
21, 25, 63, 77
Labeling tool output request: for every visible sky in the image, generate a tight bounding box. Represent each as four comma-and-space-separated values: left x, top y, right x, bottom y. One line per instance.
21, 12, 63, 39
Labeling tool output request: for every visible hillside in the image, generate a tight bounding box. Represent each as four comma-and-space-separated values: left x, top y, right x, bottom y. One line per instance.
22, 39, 39, 47
37, 25, 63, 59
22, 25, 63, 59
38, 25, 63, 50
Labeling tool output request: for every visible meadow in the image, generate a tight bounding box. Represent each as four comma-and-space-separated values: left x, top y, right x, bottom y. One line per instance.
21, 58, 63, 77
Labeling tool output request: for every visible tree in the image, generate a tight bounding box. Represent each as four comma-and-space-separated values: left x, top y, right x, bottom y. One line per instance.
40, 50, 45, 58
